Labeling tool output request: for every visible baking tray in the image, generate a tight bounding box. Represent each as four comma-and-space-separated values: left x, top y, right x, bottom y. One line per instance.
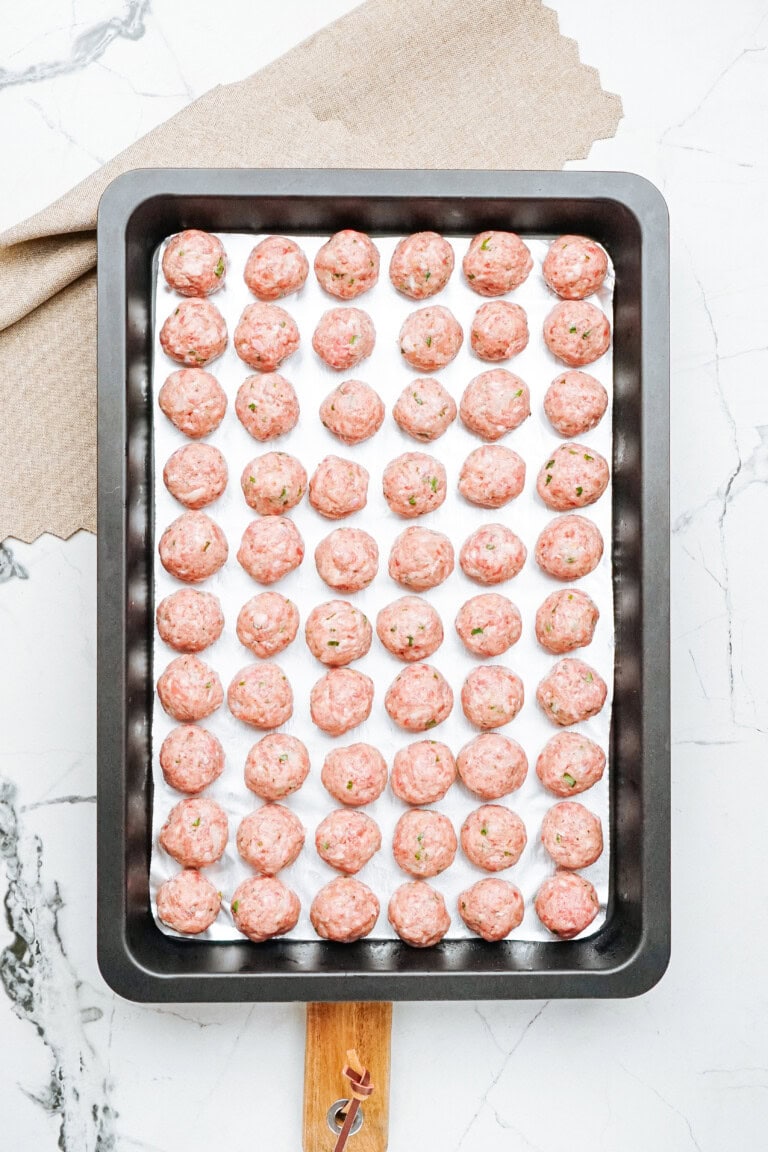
96, 168, 669, 1001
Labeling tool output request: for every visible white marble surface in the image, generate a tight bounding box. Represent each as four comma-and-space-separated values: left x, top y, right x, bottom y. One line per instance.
1, 1, 767, 1149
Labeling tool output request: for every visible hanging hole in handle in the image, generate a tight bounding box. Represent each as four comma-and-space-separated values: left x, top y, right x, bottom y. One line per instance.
326, 1099, 364, 1136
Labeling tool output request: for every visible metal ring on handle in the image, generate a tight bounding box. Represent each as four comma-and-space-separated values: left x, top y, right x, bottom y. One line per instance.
327, 1099, 364, 1137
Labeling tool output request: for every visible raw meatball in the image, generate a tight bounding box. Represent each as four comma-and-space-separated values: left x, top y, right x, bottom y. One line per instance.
163, 443, 228, 509
536, 731, 606, 797
462, 231, 532, 296
535, 515, 604, 581
535, 589, 599, 654
389, 232, 454, 299
158, 510, 228, 583
157, 655, 223, 722
315, 528, 379, 592
320, 379, 385, 445
543, 301, 611, 367
456, 733, 527, 800
392, 378, 457, 442
322, 743, 388, 807
460, 524, 526, 585
460, 369, 530, 442
159, 797, 228, 868
544, 371, 608, 438
459, 444, 525, 509
388, 881, 450, 947
156, 588, 224, 653
542, 234, 608, 300
314, 230, 380, 299
236, 804, 305, 875
156, 870, 221, 934
461, 805, 526, 871
537, 444, 609, 511
536, 658, 607, 727
310, 668, 374, 736
458, 878, 524, 941
305, 599, 372, 666
237, 516, 304, 584
159, 725, 224, 794
234, 302, 300, 371
392, 809, 457, 878
534, 871, 599, 939
541, 801, 603, 869
241, 452, 307, 515
313, 307, 375, 370
158, 368, 226, 438
227, 663, 293, 729
455, 594, 521, 657
230, 876, 300, 942
376, 596, 443, 663
309, 455, 369, 519
159, 299, 228, 367
162, 230, 226, 297
470, 301, 528, 362
382, 452, 447, 518
390, 740, 456, 805
315, 810, 382, 874
388, 527, 454, 591
244, 236, 309, 300
235, 373, 300, 441
384, 664, 453, 731
461, 666, 524, 729
310, 877, 380, 942
245, 733, 310, 801
398, 305, 463, 371
236, 592, 299, 658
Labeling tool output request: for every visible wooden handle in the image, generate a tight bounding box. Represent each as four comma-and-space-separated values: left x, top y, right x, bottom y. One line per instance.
303, 1002, 392, 1152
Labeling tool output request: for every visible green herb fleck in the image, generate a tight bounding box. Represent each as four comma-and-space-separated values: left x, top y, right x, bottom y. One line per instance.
467, 273, 476, 280
322, 841, 331, 851
327, 640, 340, 647
480, 825, 488, 836
569, 325, 577, 334
545, 474, 552, 486
480, 237, 491, 251
349, 334, 358, 345
563, 772, 577, 788
582, 329, 592, 339
280, 487, 287, 500
407, 635, 414, 647
192, 817, 201, 827
203, 540, 210, 551
429, 476, 438, 492
278, 753, 288, 762
546, 459, 555, 469
425, 335, 432, 347
248, 402, 257, 411
514, 389, 523, 398
584, 671, 594, 682
413, 392, 424, 405
346, 780, 354, 790
414, 851, 422, 861
556, 833, 562, 843
232, 900, 239, 913
485, 543, 496, 550
408, 495, 417, 506
425, 718, 437, 729
214, 257, 225, 278
249, 475, 256, 484
471, 627, 484, 635
584, 453, 594, 462
425, 270, 431, 281
576, 486, 583, 497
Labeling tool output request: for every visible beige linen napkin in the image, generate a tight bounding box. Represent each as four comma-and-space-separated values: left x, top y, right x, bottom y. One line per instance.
0, 0, 621, 542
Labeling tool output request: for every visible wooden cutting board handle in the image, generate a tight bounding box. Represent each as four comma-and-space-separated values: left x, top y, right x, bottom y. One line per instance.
303, 1002, 392, 1152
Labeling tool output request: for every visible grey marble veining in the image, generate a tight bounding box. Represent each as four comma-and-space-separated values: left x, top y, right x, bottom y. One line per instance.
0, 543, 27, 582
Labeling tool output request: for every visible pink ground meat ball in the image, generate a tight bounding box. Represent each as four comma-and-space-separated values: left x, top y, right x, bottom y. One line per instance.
236, 804, 305, 875
458, 878, 524, 941
156, 870, 221, 934
392, 809, 457, 879
236, 592, 299, 658
455, 593, 521, 658
231, 876, 300, 942
543, 371, 608, 438
384, 663, 453, 732
543, 301, 611, 367
245, 732, 310, 801
456, 733, 528, 800
310, 668, 374, 736
235, 373, 300, 442
461, 666, 524, 730
462, 231, 533, 296
392, 378, 457, 442
158, 510, 228, 584
241, 452, 306, 515
158, 368, 227, 438
389, 232, 454, 299
536, 658, 607, 727
460, 524, 526, 585
460, 369, 530, 441
320, 379, 385, 445
156, 588, 224, 653
163, 443, 228, 509
536, 731, 606, 797
314, 230, 380, 299
305, 599, 372, 666
244, 236, 309, 300
541, 801, 603, 869
234, 302, 300, 372
535, 870, 600, 938
310, 877, 380, 942
382, 452, 447, 518
537, 444, 609, 512
237, 516, 304, 584
315, 528, 379, 592
390, 740, 456, 805
315, 809, 382, 874
159, 725, 225, 794
388, 881, 450, 947
535, 589, 599, 655
157, 655, 223, 722
159, 299, 228, 367
162, 230, 227, 297
388, 527, 454, 591
461, 804, 526, 871
321, 743, 388, 806
398, 305, 463, 371
159, 797, 228, 868
313, 307, 376, 370
542, 234, 608, 300
470, 301, 529, 362
227, 662, 293, 729
535, 515, 604, 581
459, 444, 526, 509
376, 596, 444, 663
309, 455, 369, 519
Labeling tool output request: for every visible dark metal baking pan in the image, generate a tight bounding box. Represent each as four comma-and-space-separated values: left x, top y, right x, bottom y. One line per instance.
97, 168, 669, 1002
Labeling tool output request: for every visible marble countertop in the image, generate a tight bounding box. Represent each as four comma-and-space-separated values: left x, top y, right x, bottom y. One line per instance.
1, 2, 766, 1149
